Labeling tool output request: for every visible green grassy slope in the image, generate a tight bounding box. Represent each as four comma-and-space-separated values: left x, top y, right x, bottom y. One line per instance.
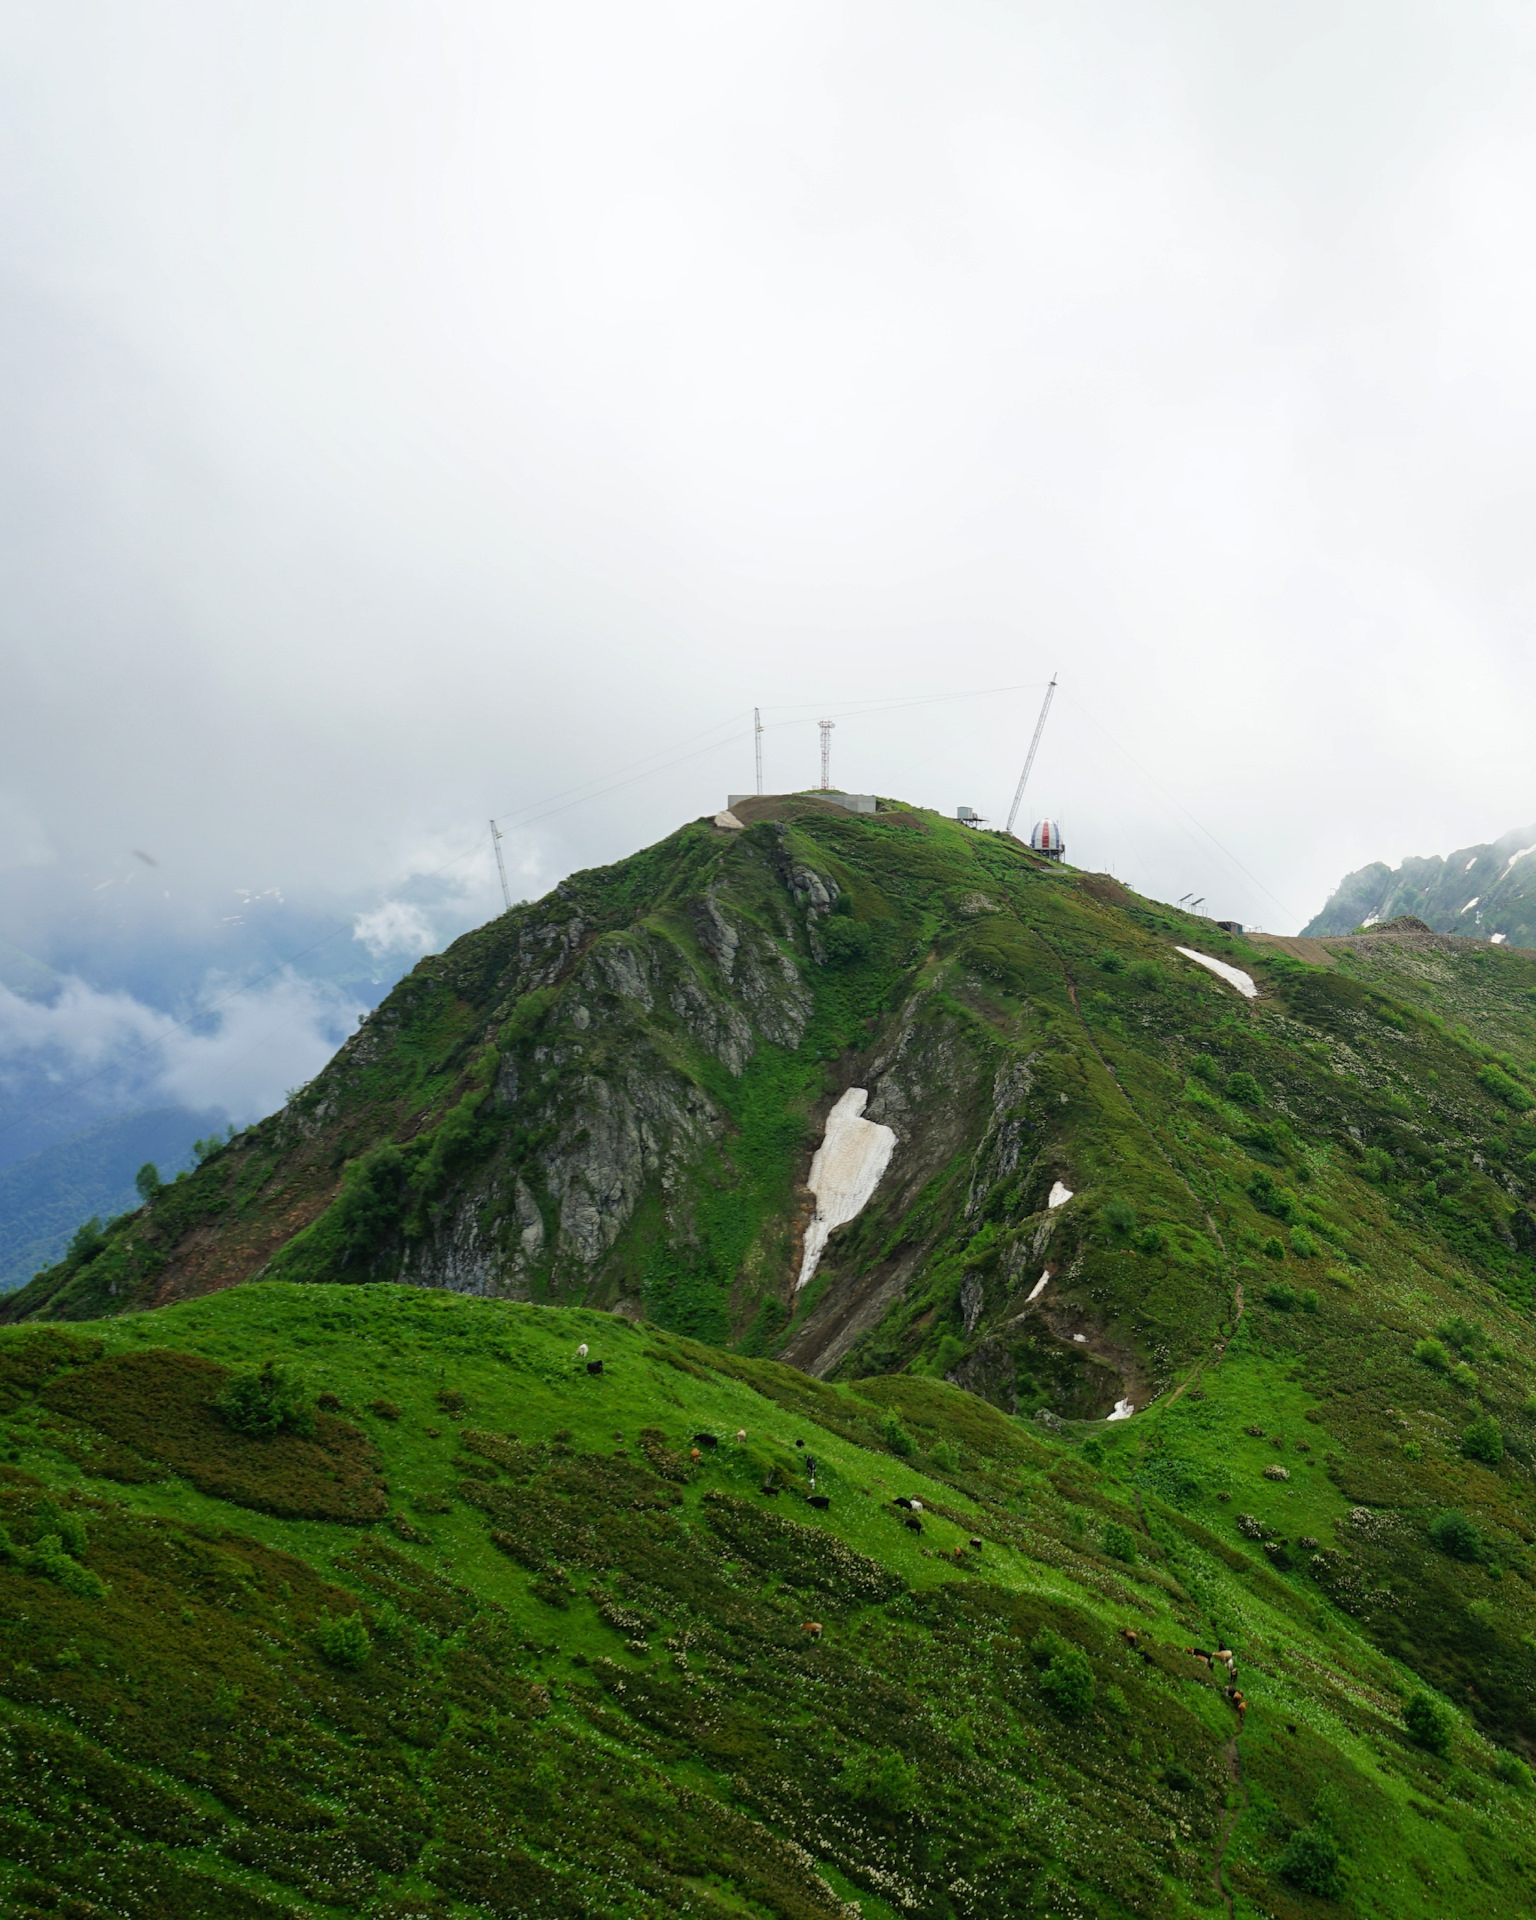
3, 1281, 1535, 1920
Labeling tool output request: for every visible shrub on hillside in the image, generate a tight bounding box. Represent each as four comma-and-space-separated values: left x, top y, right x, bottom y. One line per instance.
879, 1413, 916, 1457
1278, 1825, 1344, 1898
1479, 1063, 1534, 1112
1360, 1147, 1394, 1181
837, 1747, 917, 1816
822, 917, 874, 966
1100, 1198, 1137, 1239
316, 1612, 371, 1671
1227, 1072, 1262, 1105
1414, 1338, 1450, 1371
134, 1163, 161, 1203
1100, 1521, 1137, 1564
219, 1360, 316, 1440
1191, 1053, 1220, 1082
1288, 1227, 1318, 1259
1263, 1281, 1297, 1311
1496, 1752, 1533, 1792
1429, 1511, 1483, 1561
1038, 1646, 1095, 1719
1404, 1691, 1454, 1756
1449, 1361, 1480, 1394
1461, 1417, 1505, 1465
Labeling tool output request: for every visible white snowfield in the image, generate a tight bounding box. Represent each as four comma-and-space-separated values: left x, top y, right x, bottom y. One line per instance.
1175, 948, 1257, 999
795, 1087, 897, 1290
1047, 1180, 1073, 1208
1026, 1269, 1051, 1302
1503, 845, 1536, 877
1107, 1398, 1135, 1421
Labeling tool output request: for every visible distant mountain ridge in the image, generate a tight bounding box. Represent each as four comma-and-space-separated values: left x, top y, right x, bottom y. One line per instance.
1304, 822, 1536, 945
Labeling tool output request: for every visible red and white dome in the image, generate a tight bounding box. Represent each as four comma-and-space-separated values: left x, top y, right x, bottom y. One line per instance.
1030, 819, 1064, 854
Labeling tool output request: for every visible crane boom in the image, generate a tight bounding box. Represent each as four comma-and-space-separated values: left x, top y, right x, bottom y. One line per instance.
1005, 675, 1057, 837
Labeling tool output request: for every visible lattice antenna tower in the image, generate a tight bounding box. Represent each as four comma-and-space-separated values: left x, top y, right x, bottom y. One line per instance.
489, 819, 512, 912
1005, 675, 1058, 837
754, 707, 764, 794
818, 719, 835, 790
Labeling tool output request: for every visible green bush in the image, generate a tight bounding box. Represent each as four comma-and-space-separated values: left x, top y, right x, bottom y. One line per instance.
134, 1162, 161, 1203
1496, 1752, 1532, 1792
1100, 1521, 1137, 1563
1130, 1225, 1166, 1254
1479, 1063, 1534, 1111
1093, 950, 1124, 974
1277, 1825, 1344, 1898
219, 1360, 316, 1440
930, 1335, 965, 1379
1263, 1281, 1298, 1311
1404, 1691, 1454, 1756
1437, 1315, 1484, 1355
1449, 1361, 1480, 1393
822, 916, 874, 966
1414, 1338, 1450, 1371
879, 1413, 915, 1457
1079, 1437, 1105, 1467
837, 1747, 917, 1815
66, 1217, 108, 1267
1227, 1072, 1262, 1106
36, 1500, 86, 1558
1100, 1198, 1137, 1238
1039, 1647, 1095, 1719
29, 1535, 106, 1600
316, 1612, 371, 1671
1462, 1417, 1504, 1465
1262, 1236, 1286, 1261
1288, 1227, 1318, 1259
1429, 1511, 1483, 1561
1298, 1288, 1320, 1312
1191, 1054, 1220, 1083
930, 1439, 960, 1471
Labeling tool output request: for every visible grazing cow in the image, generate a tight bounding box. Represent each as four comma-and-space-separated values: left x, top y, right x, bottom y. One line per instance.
803, 1622, 823, 1641
577, 1344, 588, 1358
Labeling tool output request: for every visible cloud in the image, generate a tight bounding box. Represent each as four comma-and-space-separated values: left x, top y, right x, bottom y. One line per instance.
0, 972, 363, 1130
352, 901, 438, 961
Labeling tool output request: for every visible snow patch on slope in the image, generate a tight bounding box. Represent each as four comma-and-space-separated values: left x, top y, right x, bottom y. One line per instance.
795, 1088, 896, 1290
1175, 948, 1257, 998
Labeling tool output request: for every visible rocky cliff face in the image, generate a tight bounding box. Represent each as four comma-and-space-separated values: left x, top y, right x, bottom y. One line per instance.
1305, 822, 1536, 945
14, 794, 1536, 1439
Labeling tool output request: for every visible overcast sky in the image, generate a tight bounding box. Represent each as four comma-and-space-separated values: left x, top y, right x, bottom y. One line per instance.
7, 0, 1536, 973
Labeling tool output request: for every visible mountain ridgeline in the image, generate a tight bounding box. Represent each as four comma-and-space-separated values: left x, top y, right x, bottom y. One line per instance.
1305, 822, 1536, 945
15, 794, 1536, 1417
10, 796, 1536, 1913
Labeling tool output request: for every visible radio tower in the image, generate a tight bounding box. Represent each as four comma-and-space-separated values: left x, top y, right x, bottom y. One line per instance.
489, 819, 512, 912
818, 719, 835, 790
754, 707, 764, 794
1005, 675, 1058, 838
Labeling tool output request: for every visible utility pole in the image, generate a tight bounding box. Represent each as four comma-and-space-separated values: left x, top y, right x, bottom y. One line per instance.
754, 707, 764, 795
490, 819, 511, 912
818, 719, 835, 791
1005, 675, 1057, 838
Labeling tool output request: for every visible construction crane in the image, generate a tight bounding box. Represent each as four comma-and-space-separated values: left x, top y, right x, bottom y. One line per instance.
1005, 675, 1057, 838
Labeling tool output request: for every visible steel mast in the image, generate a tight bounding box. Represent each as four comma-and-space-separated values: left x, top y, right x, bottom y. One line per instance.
1005, 675, 1057, 839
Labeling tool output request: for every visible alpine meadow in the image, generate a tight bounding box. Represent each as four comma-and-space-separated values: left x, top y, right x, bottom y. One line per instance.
6, 792, 1536, 1918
